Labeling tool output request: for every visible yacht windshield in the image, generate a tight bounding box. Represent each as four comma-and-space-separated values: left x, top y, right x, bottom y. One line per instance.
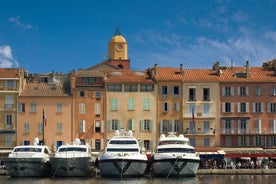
106, 148, 139, 152
109, 140, 137, 144
58, 147, 87, 152
158, 140, 187, 145
157, 148, 195, 153
14, 147, 42, 152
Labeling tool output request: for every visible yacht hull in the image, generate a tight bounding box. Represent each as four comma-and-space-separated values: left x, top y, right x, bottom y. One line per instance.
50, 157, 95, 177
99, 158, 148, 178
2, 157, 51, 177
151, 158, 200, 177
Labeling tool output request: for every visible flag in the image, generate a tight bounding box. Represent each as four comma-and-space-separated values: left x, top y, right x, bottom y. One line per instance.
43, 109, 47, 127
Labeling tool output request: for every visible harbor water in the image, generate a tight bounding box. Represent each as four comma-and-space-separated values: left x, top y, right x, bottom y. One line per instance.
0, 175, 275, 184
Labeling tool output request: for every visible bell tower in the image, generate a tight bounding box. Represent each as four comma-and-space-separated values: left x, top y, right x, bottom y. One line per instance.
107, 28, 130, 69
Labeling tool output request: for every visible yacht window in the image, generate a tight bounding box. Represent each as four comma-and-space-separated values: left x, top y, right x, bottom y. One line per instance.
106, 148, 139, 152
158, 140, 186, 145
157, 148, 195, 153
14, 147, 42, 152
58, 147, 87, 152
109, 140, 137, 144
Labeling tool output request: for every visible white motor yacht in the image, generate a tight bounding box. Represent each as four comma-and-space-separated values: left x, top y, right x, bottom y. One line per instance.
150, 132, 200, 177
2, 138, 52, 177
98, 130, 148, 178
50, 138, 96, 177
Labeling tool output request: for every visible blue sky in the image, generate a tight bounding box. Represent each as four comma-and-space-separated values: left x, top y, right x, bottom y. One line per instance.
0, 0, 276, 73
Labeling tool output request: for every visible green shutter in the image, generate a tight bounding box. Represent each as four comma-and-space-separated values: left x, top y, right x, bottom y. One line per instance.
149, 120, 153, 131
108, 120, 112, 131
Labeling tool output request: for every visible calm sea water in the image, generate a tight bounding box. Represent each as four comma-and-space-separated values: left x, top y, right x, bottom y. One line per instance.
0, 175, 275, 184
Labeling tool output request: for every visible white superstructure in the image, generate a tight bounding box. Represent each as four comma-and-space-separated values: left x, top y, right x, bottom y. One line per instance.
2, 138, 52, 177
151, 132, 200, 177
98, 130, 148, 178
50, 138, 96, 177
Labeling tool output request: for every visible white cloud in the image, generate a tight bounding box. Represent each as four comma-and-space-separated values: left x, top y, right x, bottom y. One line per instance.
9, 16, 35, 30
0, 45, 19, 68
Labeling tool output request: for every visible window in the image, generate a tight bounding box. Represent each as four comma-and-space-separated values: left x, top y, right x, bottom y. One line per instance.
174, 102, 179, 112
79, 120, 85, 133
143, 140, 150, 150
4, 80, 16, 89
162, 102, 169, 112
111, 98, 118, 111
23, 122, 29, 133
140, 84, 154, 92
270, 86, 276, 96
95, 103, 101, 115
252, 103, 263, 113
190, 138, 196, 147
82, 77, 96, 85
253, 136, 263, 147
6, 115, 12, 128
222, 102, 233, 113
255, 86, 261, 96
238, 136, 249, 146
5, 95, 13, 110
18, 103, 25, 112
161, 86, 168, 97
95, 139, 101, 150
238, 119, 249, 134
173, 86, 180, 97
128, 98, 135, 110
109, 119, 119, 131
268, 103, 276, 113
57, 103, 62, 113
79, 103, 86, 114
143, 98, 150, 110
238, 87, 248, 96
189, 88, 196, 101
160, 120, 170, 133
270, 120, 276, 133
125, 84, 138, 92
203, 138, 210, 146
203, 88, 210, 100
107, 84, 122, 91
222, 119, 234, 134
203, 104, 210, 117
255, 119, 262, 134
30, 103, 37, 112
79, 91, 85, 97
95, 121, 102, 133
141, 119, 151, 131
225, 136, 232, 147
172, 120, 182, 133
56, 123, 62, 133
203, 121, 210, 134
238, 102, 248, 113
128, 119, 135, 131
95, 91, 101, 98
222, 87, 233, 96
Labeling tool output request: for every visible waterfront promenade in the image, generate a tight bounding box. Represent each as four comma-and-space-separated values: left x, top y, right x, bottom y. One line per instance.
197, 168, 276, 175
1, 169, 276, 176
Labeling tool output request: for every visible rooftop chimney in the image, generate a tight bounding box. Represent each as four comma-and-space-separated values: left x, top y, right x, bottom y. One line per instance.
154, 64, 157, 75
245, 60, 250, 77
180, 64, 184, 75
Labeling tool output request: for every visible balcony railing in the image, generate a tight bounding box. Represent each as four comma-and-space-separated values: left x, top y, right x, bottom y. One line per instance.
221, 128, 276, 135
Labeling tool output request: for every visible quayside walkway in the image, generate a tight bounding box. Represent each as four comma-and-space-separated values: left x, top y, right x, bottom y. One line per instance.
198, 169, 276, 175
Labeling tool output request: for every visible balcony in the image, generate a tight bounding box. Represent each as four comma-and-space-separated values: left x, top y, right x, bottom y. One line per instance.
221, 128, 276, 135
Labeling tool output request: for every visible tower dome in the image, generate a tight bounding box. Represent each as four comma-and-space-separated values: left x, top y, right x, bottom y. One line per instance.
108, 28, 128, 60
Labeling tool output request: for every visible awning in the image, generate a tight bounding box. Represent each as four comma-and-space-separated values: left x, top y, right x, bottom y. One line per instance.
197, 151, 225, 159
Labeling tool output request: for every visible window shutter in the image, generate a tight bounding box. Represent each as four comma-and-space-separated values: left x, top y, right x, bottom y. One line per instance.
101, 121, 104, 133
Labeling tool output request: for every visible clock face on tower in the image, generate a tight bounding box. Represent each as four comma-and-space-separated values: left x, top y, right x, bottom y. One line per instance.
117, 44, 123, 50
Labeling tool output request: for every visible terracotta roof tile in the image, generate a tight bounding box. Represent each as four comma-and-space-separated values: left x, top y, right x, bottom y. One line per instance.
104, 70, 153, 83
0, 68, 23, 78
20, 82, 70, 97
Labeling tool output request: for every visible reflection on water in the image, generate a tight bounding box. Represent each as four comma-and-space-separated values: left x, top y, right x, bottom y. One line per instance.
0, 175, 275, 184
